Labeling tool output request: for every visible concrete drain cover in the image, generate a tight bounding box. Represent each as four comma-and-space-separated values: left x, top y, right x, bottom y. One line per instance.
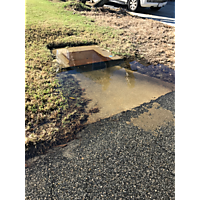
52, 45, 122, 68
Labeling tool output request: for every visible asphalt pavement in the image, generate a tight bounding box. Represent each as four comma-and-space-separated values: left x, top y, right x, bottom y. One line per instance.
25, 91, 175, 199
104, 1, 175, 26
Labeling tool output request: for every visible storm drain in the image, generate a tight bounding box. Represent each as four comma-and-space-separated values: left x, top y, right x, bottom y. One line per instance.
52, 45, 122, 68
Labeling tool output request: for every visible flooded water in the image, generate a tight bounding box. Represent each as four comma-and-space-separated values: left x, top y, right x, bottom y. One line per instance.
129, 61, 175, 84
56, 61, 174, 124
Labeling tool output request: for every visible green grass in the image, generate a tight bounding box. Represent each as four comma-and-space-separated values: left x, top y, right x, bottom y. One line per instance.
25, 0, 126, 149
25, 0, 115, 37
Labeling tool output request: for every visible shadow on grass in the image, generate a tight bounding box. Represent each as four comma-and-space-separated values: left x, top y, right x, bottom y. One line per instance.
26, 73, 91, 161
47, 41, 98, 50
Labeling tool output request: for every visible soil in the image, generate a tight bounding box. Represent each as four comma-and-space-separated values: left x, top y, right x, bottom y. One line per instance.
81, 6, 175, 69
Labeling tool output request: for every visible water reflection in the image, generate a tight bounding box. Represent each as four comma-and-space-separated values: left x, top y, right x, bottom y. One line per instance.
66, 61, 135, 91
57, 61, 174, 123
125, 71, 135, 88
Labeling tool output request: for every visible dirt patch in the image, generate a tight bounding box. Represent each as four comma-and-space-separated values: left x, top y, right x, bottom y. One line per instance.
81, 7, 175, 69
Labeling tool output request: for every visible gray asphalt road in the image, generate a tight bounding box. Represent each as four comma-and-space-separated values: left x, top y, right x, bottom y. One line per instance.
140, 1, 175, 19
25, 91, 175, 199
104, 1, 175, 26
127, 1, 175, 26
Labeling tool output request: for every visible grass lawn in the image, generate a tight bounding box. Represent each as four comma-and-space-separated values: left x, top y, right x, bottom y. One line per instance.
25, 0, 124, 151
25, 0, 174, 153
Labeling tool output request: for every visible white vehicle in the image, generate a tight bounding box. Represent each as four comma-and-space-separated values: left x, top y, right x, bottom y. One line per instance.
94, 0, 168, 12
130, 0, 167, 12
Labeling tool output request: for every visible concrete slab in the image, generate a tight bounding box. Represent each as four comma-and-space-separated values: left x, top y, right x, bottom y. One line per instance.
52, 45, 123, 68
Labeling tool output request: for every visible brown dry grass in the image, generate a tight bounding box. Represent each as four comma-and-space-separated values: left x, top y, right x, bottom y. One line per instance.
25, 26, 89, 148
82, 7, 175, 69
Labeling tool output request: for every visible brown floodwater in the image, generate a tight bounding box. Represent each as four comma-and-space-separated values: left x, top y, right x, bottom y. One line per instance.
56, 60, 175, 124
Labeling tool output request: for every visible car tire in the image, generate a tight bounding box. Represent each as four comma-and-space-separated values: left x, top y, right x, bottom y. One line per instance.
150, 7, 161, 11
128, 0, 140, 12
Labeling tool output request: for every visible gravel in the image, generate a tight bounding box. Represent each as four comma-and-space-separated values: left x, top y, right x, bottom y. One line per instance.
26, 91, 175, 199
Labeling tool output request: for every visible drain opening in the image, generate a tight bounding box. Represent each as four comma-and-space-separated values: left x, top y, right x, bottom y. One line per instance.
52, 45, 123, 69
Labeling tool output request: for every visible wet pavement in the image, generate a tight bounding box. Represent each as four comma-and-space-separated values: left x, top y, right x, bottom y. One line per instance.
25, 91, 175, 199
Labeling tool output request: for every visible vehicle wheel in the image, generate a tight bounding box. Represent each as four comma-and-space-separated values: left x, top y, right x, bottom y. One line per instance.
150, 7, 161, 11
128, 0, 140, 12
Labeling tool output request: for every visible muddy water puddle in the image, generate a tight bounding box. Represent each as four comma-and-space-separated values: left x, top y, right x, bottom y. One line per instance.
56, 61, 174, 124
